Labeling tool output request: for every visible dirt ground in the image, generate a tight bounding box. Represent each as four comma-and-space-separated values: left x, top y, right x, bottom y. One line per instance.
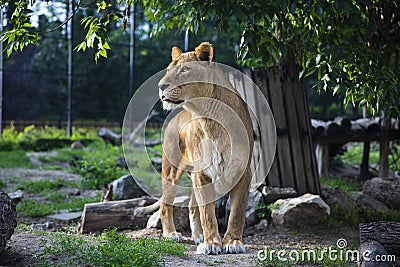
1, 226, 359, 267
0, 167, 360, 267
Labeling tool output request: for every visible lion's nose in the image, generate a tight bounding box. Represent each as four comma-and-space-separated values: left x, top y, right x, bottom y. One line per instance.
158, 83, 170, 91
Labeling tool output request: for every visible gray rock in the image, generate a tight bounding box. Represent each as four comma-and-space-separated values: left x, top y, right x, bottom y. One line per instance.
245, 190, 263, 226
71, 141, 83, 149
255, 219, 268, 231
271, 193, 330, 228
47, 211, 83, 222
321, 185, 357, 211
356, 193, 389, 212
146, 196, 190, 232
360, 241, 391, 267
225, 190, 264, 228
363, 177, 400, 209
8, 190, 23, 204
0, 190, 17, 254
110, 174, 148, 200
261, 186, 297, 204
32, 221, 56, 232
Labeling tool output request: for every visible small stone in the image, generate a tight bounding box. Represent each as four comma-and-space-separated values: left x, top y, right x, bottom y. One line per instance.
71, 141, 83, 150
8, 190, 24, 204
32, 221, 56, 232
256, 219, 268, 231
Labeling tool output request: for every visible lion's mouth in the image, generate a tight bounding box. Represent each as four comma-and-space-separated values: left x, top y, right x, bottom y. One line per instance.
161, 95, 184, 105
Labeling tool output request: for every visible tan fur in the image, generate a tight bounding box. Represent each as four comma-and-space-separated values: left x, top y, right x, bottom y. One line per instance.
157, 42, 254, 254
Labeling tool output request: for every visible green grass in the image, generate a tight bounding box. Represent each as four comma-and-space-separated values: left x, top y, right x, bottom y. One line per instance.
0, 150, 34, 168
320, 176, 363, 193
338, 141, 400, 172
41, 228, 187, 267
17, 195, 99, 217
16, 178, 77, 194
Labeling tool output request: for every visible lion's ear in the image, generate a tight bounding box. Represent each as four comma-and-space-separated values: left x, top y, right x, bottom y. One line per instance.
171, 47, 182, 61
195, 42, 215, 61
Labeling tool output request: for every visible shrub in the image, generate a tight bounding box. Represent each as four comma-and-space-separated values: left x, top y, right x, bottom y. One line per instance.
0, 124, 99, 151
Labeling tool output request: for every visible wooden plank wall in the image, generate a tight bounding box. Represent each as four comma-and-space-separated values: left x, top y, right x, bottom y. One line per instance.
228, 67, 321, 196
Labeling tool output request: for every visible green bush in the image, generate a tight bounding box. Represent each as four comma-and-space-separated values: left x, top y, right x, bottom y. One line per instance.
0, 124, 100, 151
71, 142, 129, 189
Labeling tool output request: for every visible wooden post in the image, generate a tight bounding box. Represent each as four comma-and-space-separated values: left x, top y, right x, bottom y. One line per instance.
360, 141, 371, 180
379, 118, 390, 178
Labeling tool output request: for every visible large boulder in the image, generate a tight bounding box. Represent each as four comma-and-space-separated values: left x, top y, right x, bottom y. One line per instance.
363, 177, 400, 209
321, 185, 357, 211
356, 192, 389, 212
110, 174, 148, 200
0, 190, 17, 254
245, 190, 263, 226
224, 190, 264, 228
271, 193, 330, 228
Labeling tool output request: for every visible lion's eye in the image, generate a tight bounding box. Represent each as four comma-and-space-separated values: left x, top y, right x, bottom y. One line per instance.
180, 66, 190, 73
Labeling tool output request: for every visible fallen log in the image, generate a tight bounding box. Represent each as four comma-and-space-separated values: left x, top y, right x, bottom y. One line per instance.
334, 116, 351, 132
360, 221, 400, 256
354, 117, 381, 133
311, 119, 326, 136
77, 196, 157, 233
98, 128, 121, 145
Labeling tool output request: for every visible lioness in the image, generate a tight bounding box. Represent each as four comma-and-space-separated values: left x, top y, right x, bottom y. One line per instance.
149, 42, 254, 254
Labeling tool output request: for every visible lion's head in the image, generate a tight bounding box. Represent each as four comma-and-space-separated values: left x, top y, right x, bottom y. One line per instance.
158, 42, 222, 110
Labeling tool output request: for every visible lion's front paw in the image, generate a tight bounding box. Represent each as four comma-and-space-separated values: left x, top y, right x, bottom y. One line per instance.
191, 233, 204, 245
166, 232, 183, 242
223, 240, 246, 254
196, 241, 222, 255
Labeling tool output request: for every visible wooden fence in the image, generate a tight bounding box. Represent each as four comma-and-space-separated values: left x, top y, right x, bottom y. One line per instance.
2, 120, 165, 131
228, 67, 321, 196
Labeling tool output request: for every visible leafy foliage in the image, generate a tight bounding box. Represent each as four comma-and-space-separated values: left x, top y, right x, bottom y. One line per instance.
1, 0, 399, 117
0, 0, 39, 56
71, 141, 129, 189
